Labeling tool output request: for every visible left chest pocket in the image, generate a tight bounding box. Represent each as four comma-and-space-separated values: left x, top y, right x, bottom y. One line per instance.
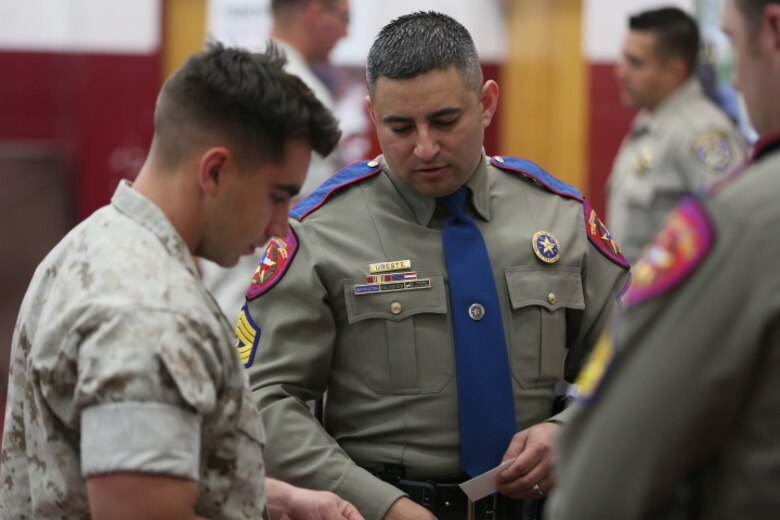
343, 273, 452, 395
504, 265, 585, 389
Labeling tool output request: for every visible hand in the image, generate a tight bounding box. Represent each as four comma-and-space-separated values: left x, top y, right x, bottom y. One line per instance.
495, 422, 560, 499
266, 478, 364, 520
383, 497, 436, 520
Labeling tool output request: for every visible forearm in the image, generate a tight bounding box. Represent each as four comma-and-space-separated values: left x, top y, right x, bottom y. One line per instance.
259, 393, 404, 520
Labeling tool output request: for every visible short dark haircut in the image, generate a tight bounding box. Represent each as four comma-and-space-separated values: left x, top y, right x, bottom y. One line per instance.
271, 0, 337, 15
153, 41, 340, 170
736, 0, 780, 29
271, 0, 308, 14
366, 11, 483, 98
629, 7, 700, 76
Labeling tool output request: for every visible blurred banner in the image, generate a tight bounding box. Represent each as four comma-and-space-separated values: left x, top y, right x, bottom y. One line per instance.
205, 0, 508, 63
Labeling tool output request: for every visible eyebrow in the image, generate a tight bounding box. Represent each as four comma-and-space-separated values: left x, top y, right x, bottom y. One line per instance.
382, 107, 463, 124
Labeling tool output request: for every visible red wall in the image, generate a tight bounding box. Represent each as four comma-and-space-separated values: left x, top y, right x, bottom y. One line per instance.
586, 63, 636, 218
0, 51, 161, 221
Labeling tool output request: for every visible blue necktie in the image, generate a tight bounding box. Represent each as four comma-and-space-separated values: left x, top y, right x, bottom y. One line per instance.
439, 186, 517, 477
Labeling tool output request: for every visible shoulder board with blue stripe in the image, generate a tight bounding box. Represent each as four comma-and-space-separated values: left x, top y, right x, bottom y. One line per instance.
290, 160, 383, 221
492, 155, 629, 268
490, 156, 584, 201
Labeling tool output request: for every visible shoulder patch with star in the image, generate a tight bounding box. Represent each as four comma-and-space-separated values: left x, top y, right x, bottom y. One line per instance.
623, 197, 714, 307
246, 229, 298, 300
584, 200, 629, 268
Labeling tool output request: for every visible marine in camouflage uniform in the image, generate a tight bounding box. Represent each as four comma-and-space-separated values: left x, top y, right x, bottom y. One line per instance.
0, 181, 266, 519
0, 41, 347, 519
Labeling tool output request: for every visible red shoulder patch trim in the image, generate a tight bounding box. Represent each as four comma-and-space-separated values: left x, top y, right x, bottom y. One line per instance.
583, 200, 629, 269
246, 229, 298, 300
623, 198, 714, 307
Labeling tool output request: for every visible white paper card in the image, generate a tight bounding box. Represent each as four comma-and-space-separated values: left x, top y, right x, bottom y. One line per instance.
458, 459, 514, 502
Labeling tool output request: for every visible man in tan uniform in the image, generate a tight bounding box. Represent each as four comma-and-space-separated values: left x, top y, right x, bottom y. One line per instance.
608, 6, 746, 263
239, 12, 629, 520
548, 0, 780, 518
0, 43, 363, 520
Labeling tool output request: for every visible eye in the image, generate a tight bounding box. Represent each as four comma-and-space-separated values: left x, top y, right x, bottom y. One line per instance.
271, 193, 289, 204
389, 125, 413, 135
435, 118, 458, 128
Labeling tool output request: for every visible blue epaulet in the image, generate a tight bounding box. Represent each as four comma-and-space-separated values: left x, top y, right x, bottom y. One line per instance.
290, 160, 383, 221
490, 156, 584, 202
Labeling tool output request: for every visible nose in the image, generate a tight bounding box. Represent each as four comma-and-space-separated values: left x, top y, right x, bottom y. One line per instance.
266, 205, 290, 241
414, 127, 440, 162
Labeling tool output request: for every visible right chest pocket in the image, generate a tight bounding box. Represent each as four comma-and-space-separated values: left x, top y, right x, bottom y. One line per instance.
505, 265, 585, 389
343, 273, 452, 395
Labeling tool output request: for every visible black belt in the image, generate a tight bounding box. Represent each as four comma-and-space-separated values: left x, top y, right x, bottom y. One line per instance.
387, 477, 543, 520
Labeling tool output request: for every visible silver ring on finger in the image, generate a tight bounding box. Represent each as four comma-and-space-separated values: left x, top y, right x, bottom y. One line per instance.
533, 483, 544, 497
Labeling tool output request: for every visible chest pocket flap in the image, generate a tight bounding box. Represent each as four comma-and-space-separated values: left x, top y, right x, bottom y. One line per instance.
505, 265, 584, 311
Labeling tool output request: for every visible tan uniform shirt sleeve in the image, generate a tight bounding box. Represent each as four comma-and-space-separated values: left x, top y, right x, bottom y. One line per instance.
549, 158, 780, 519
244, 221, 404, 520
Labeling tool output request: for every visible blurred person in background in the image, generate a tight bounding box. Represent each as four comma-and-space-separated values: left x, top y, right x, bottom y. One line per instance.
548, 0, 780, 518
607, 6, 746, 264
199, 0, 350, 323
0, 42, 362, 520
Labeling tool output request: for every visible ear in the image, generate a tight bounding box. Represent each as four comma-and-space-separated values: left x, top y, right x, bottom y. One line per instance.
664, 55, 689, 86
480, 80, 500, 128
198, 147, 232, 196
766, 4, 780, 51
364, 95, 378, 126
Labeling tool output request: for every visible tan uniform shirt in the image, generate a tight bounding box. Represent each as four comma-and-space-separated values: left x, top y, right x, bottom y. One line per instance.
607, 78, 746, 263
0, 181, 266, 519
240, 154, 628, 520
548, 138, 780, 519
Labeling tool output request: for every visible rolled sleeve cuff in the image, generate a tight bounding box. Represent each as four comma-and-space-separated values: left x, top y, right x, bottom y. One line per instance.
81, 402, 201, 480
336, 465, 406, 520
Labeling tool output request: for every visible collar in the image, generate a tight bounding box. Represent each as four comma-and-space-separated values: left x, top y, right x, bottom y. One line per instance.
631, 78, 703, 135
272, 39, 306, 69
382, 153, 492, 226
111, 180, 198, 276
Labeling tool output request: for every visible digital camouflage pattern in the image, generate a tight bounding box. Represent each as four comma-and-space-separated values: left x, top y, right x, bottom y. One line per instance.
0, 181, 266, 519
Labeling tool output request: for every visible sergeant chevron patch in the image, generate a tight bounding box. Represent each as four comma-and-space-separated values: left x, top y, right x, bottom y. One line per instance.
234, 305, 261, 368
